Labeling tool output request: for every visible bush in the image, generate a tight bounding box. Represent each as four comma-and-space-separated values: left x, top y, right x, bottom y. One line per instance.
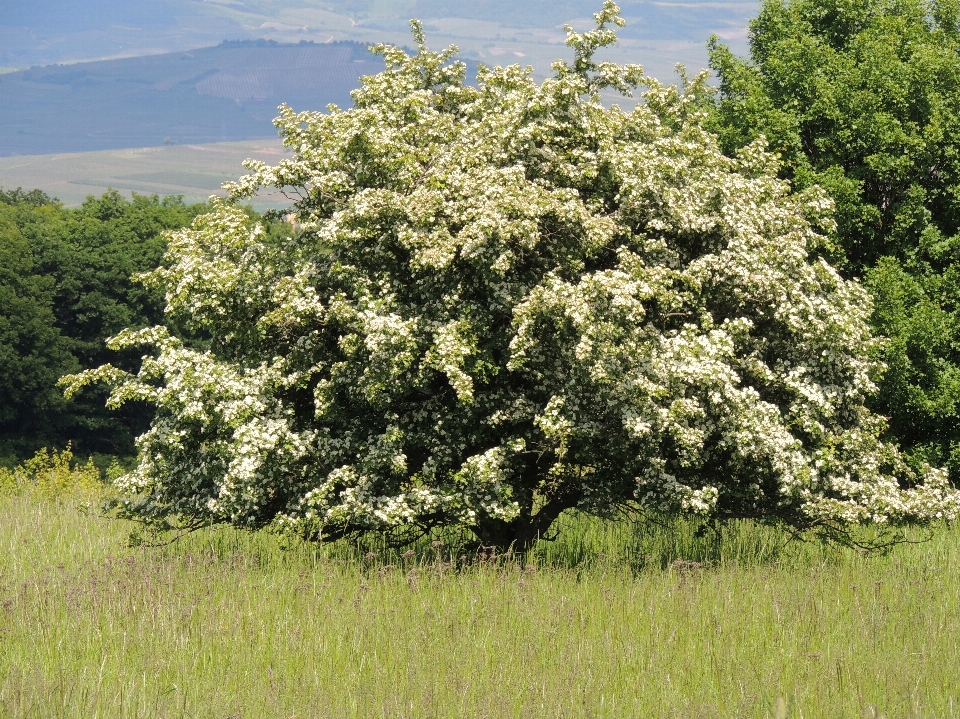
0, 444, 106, 500
65, 2, 960, 550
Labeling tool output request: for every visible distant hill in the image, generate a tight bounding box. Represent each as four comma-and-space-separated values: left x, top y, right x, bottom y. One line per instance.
1, 0, 755, 88
0, 0, 248, 69
0, 41, 385, 157
1, 0, 758, 157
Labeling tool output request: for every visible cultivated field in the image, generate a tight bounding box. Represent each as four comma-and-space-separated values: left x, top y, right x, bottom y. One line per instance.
0, 140, 293, 209
1, 487, 957, 718
4, 0, 756, 86
0, 42, 385, 157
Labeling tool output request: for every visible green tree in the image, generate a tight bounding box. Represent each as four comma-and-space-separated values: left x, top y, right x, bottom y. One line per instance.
0, 192, 77, 461
0, 188, 210, 460
44, 190, 210, 456
708, 0, 960, 478
66, 3, 960, 549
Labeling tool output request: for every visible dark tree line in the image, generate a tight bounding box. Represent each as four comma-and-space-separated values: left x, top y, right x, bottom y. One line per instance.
0, 188, 210, 464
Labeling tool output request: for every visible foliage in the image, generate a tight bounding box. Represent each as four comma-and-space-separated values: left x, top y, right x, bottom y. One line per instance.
65, 2, 960, 550
708, 0, 960, 271
0, 444, 105, 499
708, 0, 960, 477
0, 191, 79, 460
0, 188, 210, 460
40, 191, 211, 457
865, 255, 960, 476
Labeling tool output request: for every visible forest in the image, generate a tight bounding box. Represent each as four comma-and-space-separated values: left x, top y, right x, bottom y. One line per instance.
0, 189, 208, 463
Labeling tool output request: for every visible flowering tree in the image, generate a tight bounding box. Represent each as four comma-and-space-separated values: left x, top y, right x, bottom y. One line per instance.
64, 2, 960, 550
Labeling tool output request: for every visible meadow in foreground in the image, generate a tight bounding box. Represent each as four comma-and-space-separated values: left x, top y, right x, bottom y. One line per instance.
1, 489, 957, 719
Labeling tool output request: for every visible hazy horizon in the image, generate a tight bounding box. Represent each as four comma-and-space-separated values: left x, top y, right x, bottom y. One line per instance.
0, 0, 754, 82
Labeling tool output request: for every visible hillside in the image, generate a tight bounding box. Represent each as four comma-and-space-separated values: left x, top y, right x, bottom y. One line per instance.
0, 0, 755, 85
0, 41, 383, 157
0, 0, 245, 70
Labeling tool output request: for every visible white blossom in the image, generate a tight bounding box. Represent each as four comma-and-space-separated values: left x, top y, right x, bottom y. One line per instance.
62, 1, 960, 546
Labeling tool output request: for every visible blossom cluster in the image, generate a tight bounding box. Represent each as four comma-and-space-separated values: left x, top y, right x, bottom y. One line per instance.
63, 1, 960, 545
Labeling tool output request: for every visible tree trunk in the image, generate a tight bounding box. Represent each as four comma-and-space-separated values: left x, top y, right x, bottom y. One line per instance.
473, 495, 576, 554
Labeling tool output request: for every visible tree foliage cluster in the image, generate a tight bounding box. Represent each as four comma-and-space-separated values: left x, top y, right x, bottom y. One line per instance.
64, 2, 960, 550
708, 0, 960, 478
7, 0, 960, 548
0, 188, 209, 463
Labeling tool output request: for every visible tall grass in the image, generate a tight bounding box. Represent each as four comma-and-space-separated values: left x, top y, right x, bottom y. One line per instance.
1, 487, 958, 718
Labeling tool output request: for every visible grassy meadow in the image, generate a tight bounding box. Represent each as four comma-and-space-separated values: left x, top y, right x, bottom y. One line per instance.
1, 460, 959, 719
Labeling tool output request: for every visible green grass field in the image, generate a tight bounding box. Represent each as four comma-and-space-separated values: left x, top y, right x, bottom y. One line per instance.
2, 483, 958, 719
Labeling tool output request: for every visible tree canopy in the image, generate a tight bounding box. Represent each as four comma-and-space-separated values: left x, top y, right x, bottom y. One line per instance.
709, 0, 960, 479
0, 191, 76, 460
0, 188, 209, 462
66, 2, 960, 549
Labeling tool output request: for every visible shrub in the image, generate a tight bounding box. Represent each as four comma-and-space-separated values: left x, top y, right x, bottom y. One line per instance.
0, 444, 105, 499
63, 2, 960, 550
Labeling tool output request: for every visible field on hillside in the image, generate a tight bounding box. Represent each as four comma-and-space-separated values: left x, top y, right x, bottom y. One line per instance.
1, 0, 755, 161
0, 140, 293, 209
2, 486, 958, 718
0, 41, 383, 156
1, 0, 755, 84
